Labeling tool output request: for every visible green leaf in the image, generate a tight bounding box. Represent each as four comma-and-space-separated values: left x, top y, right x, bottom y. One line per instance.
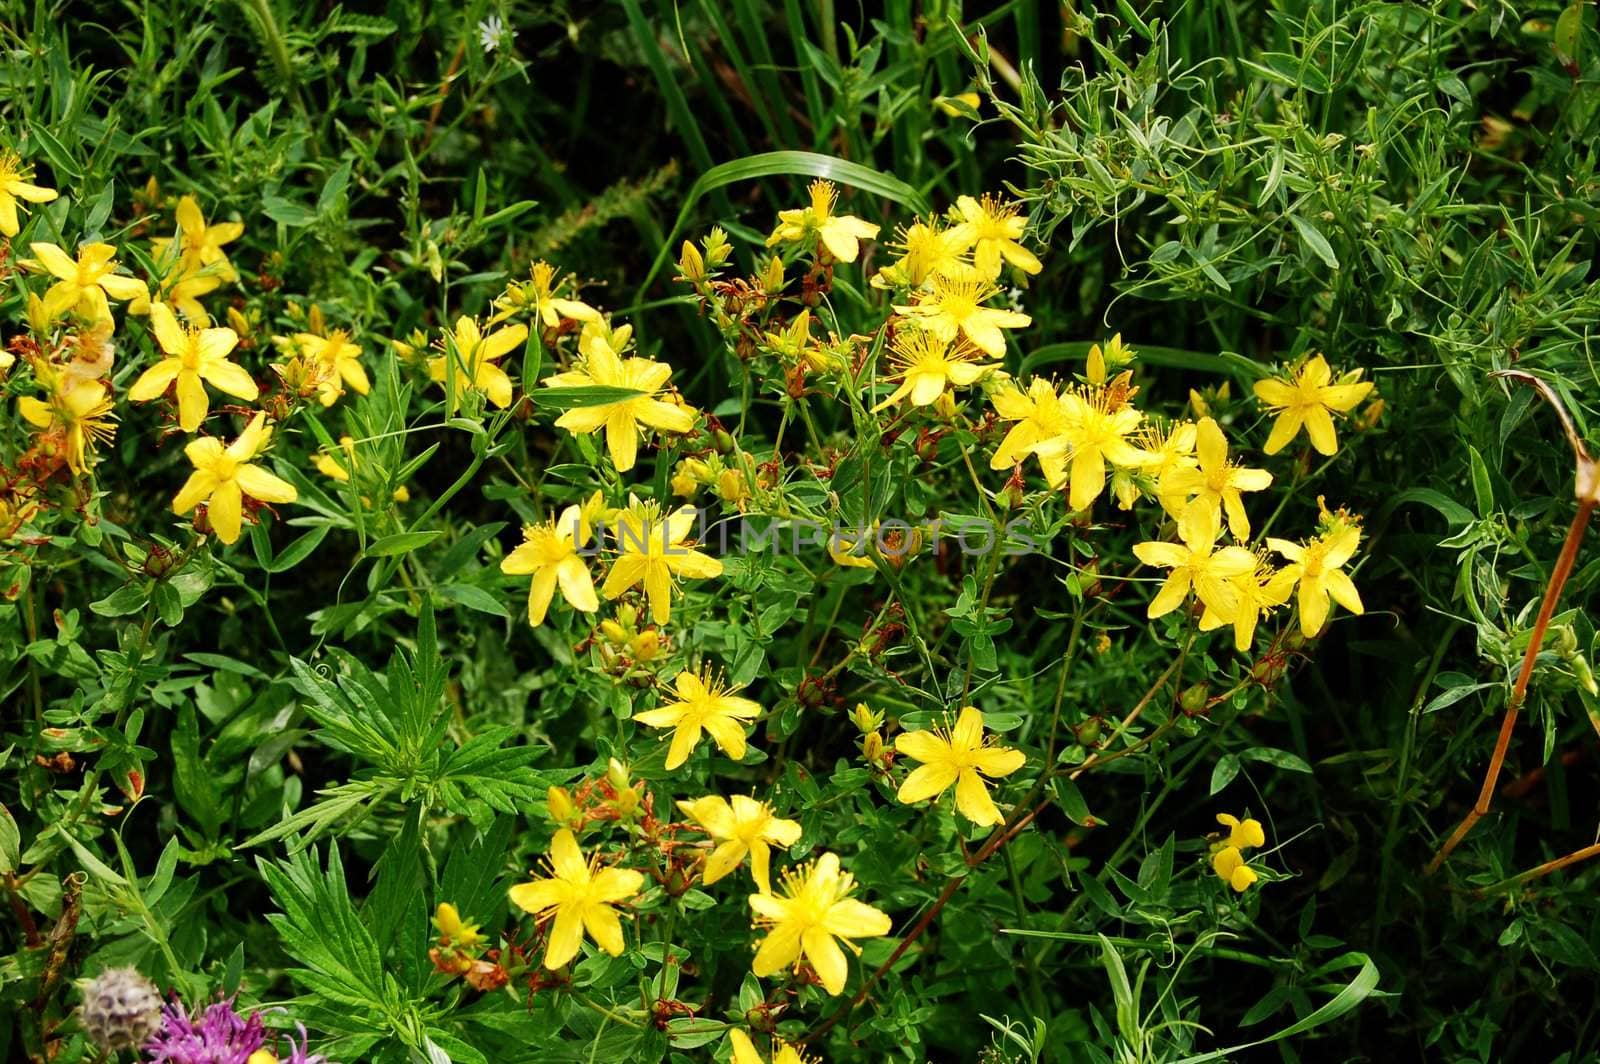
262, 194, 318, 227
434, 584, 509, 618
271, 526, 331, 572
1210, 753, 1242, 795
0, 803, 20, 876
1467, 445, 1494, 516
91, 582, 149, 618
1290, 214, 1341, 270
1170, 955, 1380, 1062
1239, 747, 1314, 774
528, 385, 646, 411
1098, 934, 1139, 1043
364, 531, 441, 558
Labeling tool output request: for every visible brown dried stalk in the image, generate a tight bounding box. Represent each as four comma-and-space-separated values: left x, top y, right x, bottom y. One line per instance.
1426, 370, 1597, 874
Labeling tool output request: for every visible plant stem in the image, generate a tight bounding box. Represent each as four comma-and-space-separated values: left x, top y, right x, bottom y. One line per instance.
1426, 498, 1594, 874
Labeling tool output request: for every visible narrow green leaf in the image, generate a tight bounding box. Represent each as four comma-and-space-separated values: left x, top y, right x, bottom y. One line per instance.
364, 531, 441, 558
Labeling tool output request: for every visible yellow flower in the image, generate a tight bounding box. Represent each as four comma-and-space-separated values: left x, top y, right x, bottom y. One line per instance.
542, 325, 695, 471
0, 151, 59, 237
17, 372, 116, 476
871, 329, 995, 411
870, 219, 974, 290
129, 303, 256, 432
1131, 505, 1257, 622
893, 277, 1031, 359
947, 193, 1042, 279
1158, 417, 1272, 539
671, 456, 712, 498
1210, 812, 1266, 892
1138, 419, 1199, 485
1252, 354, 1375, 456
827, 528, 877, 569
1267, 504, 1364, 636
766, 179, 880, 263
988, 377, 1069, 471
633, 667, 760, 769
599, 496, 722, 624
1198, 551, 1292, 651
1032, 378, 1148, 511
151, 196, 243, 283
727, 1030, 814, 1064
131, 269, 222, 324
934, 91, 982, 117
432, 903, 484, 948
749, 853, 891, 996
172, 412, 298, 544
293, 328, 368, 407
507, 829, 644, 969
500, 497, 600, 627
494, 260, 602, 327
676, 794, 802, 893
894, 706, 1027, 826
426, 316, 529, 413
30, 241, 149, 322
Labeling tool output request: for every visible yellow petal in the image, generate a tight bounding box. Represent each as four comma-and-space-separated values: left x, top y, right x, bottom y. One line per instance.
549, 829, 586, 882
801, 926, 849, 995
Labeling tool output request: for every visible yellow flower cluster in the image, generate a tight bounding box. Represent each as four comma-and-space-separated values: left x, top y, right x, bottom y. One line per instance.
985, 336, 1372, 643
1210, 812, 1267, 892
5, 167, 303, 544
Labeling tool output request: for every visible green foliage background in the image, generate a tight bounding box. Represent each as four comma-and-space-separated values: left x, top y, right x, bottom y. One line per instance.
3, 0, 1600, 1061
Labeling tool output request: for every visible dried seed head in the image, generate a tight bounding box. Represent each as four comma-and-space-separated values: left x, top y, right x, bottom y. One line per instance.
79, 966, 162, 1051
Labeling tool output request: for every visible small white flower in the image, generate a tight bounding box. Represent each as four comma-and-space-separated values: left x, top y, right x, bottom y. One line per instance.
477, 14, 514, 54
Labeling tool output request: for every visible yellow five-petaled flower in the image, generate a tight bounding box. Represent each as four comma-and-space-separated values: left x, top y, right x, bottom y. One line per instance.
1033, 381, 1148, 512
893, 276, 1031, 359
172, 412, 298, 544
507, 829, 644, 970
633, 668, 760, 769
129, 303, 256, 432
152, 195, 243, 282
0, 150, 58, 237
1132, 506, 1257, 622
1268, 502, 1365, 636
946, 193, 1042, 280
17, 370, 116, 477
600, 497, 722, 625
895, 706, 1027, 826
500, 496, 600, 627
293, 328, 368, 407
749, 852, 891, 996
1252, 354, 1374, 456
676, 794, 802, 894
427, 315, 529, 413
31, 241, 148, 323
542, 323, 695, 472
766, 179, 880, 263
1158, 417, 1272, 540
872, 329, 994, 412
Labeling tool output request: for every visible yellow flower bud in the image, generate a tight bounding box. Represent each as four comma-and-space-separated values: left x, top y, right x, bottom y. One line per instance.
677, 240, 706, 283
631, 630, 660, 661
760, 254, 785, 296
547, 785, 575, 824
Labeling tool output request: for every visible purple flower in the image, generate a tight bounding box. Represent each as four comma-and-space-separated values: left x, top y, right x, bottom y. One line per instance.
144, 996, 327, 1064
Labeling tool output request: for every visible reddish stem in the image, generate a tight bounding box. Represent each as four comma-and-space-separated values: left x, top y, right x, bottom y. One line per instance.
1427, 498, 1594, 874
